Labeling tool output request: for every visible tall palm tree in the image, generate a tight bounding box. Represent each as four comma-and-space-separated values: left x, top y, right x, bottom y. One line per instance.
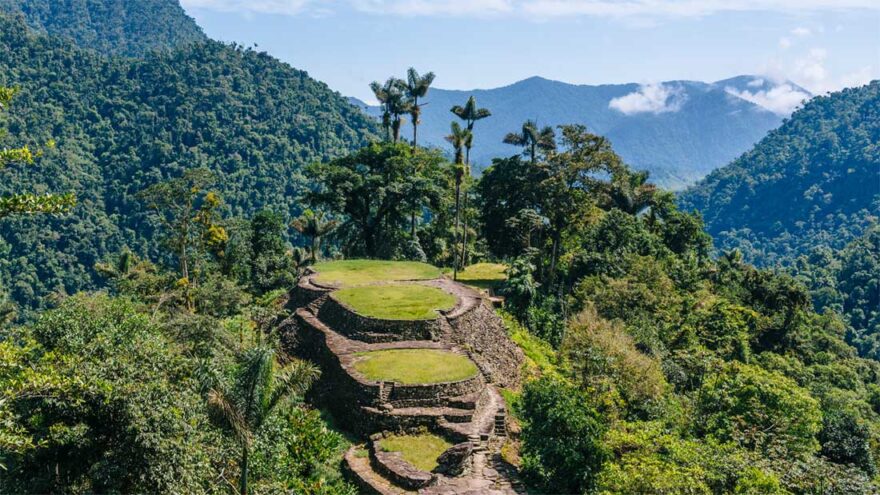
445, 122, 471, 280
369, 79, 394, 141
291, 209, 339, 263
400, 68, 436, 149
205, 346, 320, 495
503, 120, 556, 164
450, 96, 491, 165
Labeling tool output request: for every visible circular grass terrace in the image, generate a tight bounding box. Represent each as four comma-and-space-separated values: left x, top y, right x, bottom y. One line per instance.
378, 432, 453, 472
312, 259, 441, 287
333, 284, 456, 320
353, 349, 479, 385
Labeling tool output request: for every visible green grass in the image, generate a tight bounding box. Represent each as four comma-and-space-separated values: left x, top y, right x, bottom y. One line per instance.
334, 284, 456, 320
379, 433, 453, 472
353, 349, 479, 384
313, 259, 441, 287
450, 262, 508, 291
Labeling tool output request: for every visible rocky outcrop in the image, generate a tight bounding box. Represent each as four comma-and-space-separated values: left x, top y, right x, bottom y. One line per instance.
434, 443, 473, 476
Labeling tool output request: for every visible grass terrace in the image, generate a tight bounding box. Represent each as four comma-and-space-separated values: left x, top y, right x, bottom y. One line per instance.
353, 349, 479, 384
333, 284, 456, 320
312, 259, 441, 287
449, 263, 508, 291
379, 433, 453, 472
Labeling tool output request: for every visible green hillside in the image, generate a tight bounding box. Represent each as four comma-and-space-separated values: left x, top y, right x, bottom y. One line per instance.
0, 0, 206, 56
0, 14, 378, 312
680, 81, 880, 266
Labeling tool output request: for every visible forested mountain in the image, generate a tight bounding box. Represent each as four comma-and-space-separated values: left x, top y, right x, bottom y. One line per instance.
0, 14, 377, 313
358, 75, 801, 189
679, 81, 880, 267
0, 0, 205, 56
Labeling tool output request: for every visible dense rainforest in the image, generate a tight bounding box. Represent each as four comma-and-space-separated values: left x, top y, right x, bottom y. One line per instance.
0, 13, 377, 315
2, 1, 879, 493
679, 81, 879, 267
0, 0, 206, 56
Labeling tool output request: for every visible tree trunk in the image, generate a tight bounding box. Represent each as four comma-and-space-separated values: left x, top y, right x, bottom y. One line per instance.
465, 145, 471, 166
411, 210, 417, 238
239, 446, 249, 495
453, 179, 461, 280
460, 191, 469, 270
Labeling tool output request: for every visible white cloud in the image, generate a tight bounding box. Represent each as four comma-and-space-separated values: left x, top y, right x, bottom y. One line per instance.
609, 83, 686, 115
726, 83, 811, 115
747, 78, 765, 88
779, 37, 792, 49
182, 0, 880, 17
791, 26, 811, 36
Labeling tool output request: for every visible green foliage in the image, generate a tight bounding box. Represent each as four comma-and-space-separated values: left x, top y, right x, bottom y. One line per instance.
0, 0, 206, 56
697, 361, 822, 457
0, 13, 377, 313
0, 294, 222, 493
306, 143, 451, 259
680, 82, 880, 267
519, 377, 608, 494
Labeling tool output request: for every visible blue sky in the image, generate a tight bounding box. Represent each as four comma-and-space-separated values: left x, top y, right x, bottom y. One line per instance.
181, 1, 879, 104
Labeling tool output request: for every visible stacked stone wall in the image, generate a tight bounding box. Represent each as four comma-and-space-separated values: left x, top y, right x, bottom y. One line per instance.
319, 295, 441, 342
446, 303, 524, 389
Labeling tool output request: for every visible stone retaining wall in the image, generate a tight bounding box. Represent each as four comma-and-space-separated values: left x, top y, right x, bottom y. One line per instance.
319, 295, 442, 342
387, 375, 484, 408
446, 303, 524, 389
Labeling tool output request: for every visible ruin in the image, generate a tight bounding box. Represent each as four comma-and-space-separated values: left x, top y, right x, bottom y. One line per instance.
280, 261, 526, 494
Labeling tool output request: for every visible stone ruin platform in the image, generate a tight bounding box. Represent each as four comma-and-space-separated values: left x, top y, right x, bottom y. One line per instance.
279, 263, 526, 494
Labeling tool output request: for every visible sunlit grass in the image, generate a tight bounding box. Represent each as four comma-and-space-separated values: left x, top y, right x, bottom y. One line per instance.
334, 284, 455, 320
379, 433, 453, 472
353, 348, 479, 384
313, 259, 441, 287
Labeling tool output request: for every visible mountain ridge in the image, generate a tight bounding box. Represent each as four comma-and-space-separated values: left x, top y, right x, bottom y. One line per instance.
355, 74, 810, 189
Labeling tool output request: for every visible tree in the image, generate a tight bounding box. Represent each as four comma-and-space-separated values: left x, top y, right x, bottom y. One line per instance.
450, 96, 491, 164
138, 169, 226, 299
306, 143, 447, 258
291, 209, 339, 263
205, 346, 320, 495
519, 377, 608, 494
446, 122, 471, 279
600, 166, 658, 215
369, 79, 395, 141
503, 120, 556, 164
400, 68, 435, 148
0, 87, 75, 219
697, 361, 822, 457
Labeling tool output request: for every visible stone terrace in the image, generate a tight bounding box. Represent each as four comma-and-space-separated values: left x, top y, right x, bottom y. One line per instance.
279, 263, 526, 494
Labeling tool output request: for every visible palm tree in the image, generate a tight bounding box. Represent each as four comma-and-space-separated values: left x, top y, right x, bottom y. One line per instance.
445, 122, 471, 280
205, 346, 320, 495
400, 68, 436, 148
503, 120, 556, 164
602, 168, 658, 215
369, 79, 394, 141
291, 209, 339, 263
450, 96, 491, 164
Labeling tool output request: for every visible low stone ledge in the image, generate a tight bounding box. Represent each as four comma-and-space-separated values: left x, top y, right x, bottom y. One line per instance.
370, 436, 436, 490
291, 275, 333, 309
319, 294, 442, 343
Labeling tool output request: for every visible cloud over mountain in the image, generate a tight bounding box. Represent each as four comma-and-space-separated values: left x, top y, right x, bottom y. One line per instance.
609, 83, 686, 115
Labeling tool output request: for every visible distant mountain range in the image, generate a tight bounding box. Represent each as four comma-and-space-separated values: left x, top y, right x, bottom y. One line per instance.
352, 75, 812, 189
